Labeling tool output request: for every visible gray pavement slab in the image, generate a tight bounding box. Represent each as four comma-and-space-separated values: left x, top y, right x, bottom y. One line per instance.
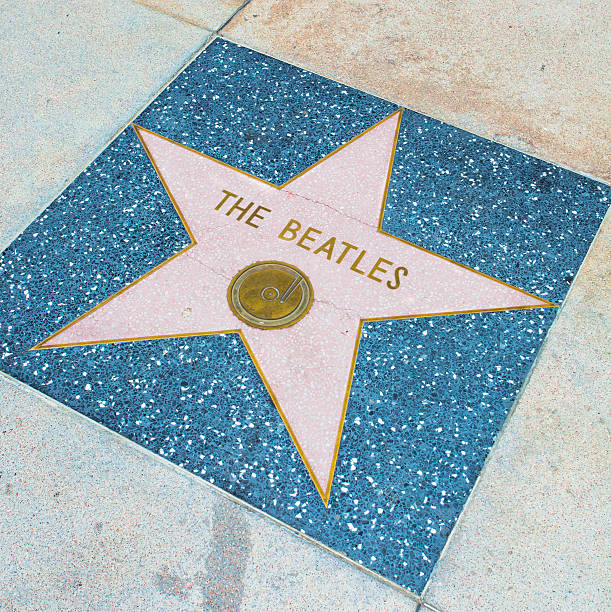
0, 0, 210, 251
223, 0, 611, 182
0, 373, 418, 611
422, 211, 610, 611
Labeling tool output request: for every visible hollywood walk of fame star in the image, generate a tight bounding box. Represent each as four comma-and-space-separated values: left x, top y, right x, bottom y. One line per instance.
33, 110, 555, 505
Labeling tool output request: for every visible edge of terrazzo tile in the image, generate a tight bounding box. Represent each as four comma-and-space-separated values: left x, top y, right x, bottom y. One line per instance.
215, 34, 611, 188
0, 369, 423, 606
0, 31, 214, 256
418, 204, 611, 605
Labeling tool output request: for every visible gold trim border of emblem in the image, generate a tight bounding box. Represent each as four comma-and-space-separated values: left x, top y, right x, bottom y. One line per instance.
227, 261, 314, 330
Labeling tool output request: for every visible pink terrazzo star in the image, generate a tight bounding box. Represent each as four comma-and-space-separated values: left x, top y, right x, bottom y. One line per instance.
36, 111, 554, 504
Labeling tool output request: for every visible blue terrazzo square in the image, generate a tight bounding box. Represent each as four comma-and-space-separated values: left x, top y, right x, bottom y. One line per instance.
0, 39, 607, 594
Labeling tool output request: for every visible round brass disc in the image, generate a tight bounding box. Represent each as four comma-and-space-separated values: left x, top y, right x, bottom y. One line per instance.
228, 261, 313, 329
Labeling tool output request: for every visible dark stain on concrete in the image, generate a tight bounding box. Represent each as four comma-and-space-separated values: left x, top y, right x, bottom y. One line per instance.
154, 565, 190, 599
200, 497, 252, 611
153, 498, 252, 609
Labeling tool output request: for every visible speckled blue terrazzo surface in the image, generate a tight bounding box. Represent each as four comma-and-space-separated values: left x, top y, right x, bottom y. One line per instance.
0, 39, 607, 594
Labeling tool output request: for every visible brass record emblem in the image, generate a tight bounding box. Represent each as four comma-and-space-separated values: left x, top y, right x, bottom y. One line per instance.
228, 261, 313, 329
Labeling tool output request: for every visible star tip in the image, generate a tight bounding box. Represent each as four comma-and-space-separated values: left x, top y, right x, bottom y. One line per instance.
320, 481, 335, 507
132, 123, 150, 137
535, 296, 559, 308
311, 477, 332, 507
29, 342, 43, 351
